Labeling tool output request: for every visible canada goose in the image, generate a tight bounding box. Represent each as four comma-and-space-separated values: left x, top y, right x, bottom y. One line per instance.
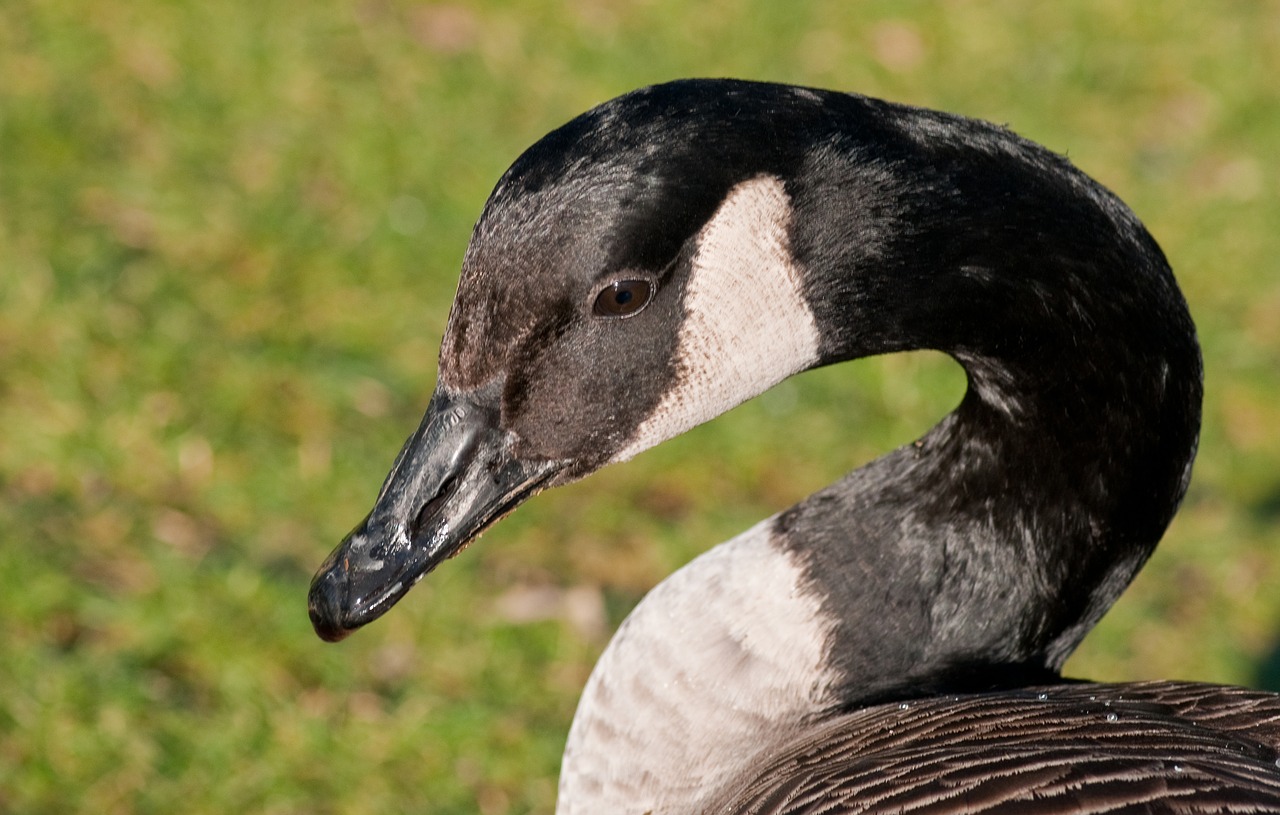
309, 79, 1280, 813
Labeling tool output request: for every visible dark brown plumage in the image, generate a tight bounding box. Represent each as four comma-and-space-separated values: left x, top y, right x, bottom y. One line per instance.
719, 682, 1280, 814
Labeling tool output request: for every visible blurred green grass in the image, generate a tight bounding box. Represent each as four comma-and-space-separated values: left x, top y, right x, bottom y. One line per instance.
2, 1, 1278, 812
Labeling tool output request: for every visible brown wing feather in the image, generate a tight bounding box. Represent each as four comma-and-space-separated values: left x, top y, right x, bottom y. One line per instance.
713, 682, 1280, 814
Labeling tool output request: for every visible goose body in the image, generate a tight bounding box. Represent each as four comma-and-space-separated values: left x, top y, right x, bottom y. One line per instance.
713, 682, 1280, 814
308, 80, 1280, 812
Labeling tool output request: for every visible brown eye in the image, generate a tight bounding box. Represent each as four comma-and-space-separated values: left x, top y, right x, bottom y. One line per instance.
593, 279, 654, 318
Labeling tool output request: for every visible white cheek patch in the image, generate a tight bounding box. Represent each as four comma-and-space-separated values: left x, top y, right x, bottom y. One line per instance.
613, 175, 821, 462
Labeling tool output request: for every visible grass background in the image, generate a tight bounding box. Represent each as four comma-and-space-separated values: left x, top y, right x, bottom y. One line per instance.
2, 1, 1278, 812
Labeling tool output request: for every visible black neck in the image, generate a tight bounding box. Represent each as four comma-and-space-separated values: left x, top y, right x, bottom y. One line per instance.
776, 112, 1202, 705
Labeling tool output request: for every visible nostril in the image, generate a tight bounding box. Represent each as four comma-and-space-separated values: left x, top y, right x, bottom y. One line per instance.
411, 474, 458, 540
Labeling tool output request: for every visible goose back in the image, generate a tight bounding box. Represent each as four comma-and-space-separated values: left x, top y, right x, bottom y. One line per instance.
716, 682, 1280, 814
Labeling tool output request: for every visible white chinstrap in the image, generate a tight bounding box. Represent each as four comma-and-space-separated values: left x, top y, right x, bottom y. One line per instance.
613, 175, 821, 463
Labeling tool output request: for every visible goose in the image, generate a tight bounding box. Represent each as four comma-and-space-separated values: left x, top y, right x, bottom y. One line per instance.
308, 79, 1280, 813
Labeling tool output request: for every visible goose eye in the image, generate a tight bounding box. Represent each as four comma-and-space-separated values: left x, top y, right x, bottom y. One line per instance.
593, 279, 654, 318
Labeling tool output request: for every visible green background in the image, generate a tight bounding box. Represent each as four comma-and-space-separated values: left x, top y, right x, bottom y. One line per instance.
2, 2, 1278, 812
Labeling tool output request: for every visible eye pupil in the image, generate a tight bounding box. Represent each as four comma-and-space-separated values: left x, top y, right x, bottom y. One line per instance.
593, 279, 653, 318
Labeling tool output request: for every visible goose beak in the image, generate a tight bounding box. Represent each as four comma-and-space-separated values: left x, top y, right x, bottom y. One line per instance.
308, 384, 563, 641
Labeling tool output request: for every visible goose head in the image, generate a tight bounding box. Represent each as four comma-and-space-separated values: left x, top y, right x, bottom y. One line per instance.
309, 85, 831, 640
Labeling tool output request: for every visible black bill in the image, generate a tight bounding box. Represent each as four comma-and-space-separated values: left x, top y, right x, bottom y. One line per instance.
308, 384, 564, 641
